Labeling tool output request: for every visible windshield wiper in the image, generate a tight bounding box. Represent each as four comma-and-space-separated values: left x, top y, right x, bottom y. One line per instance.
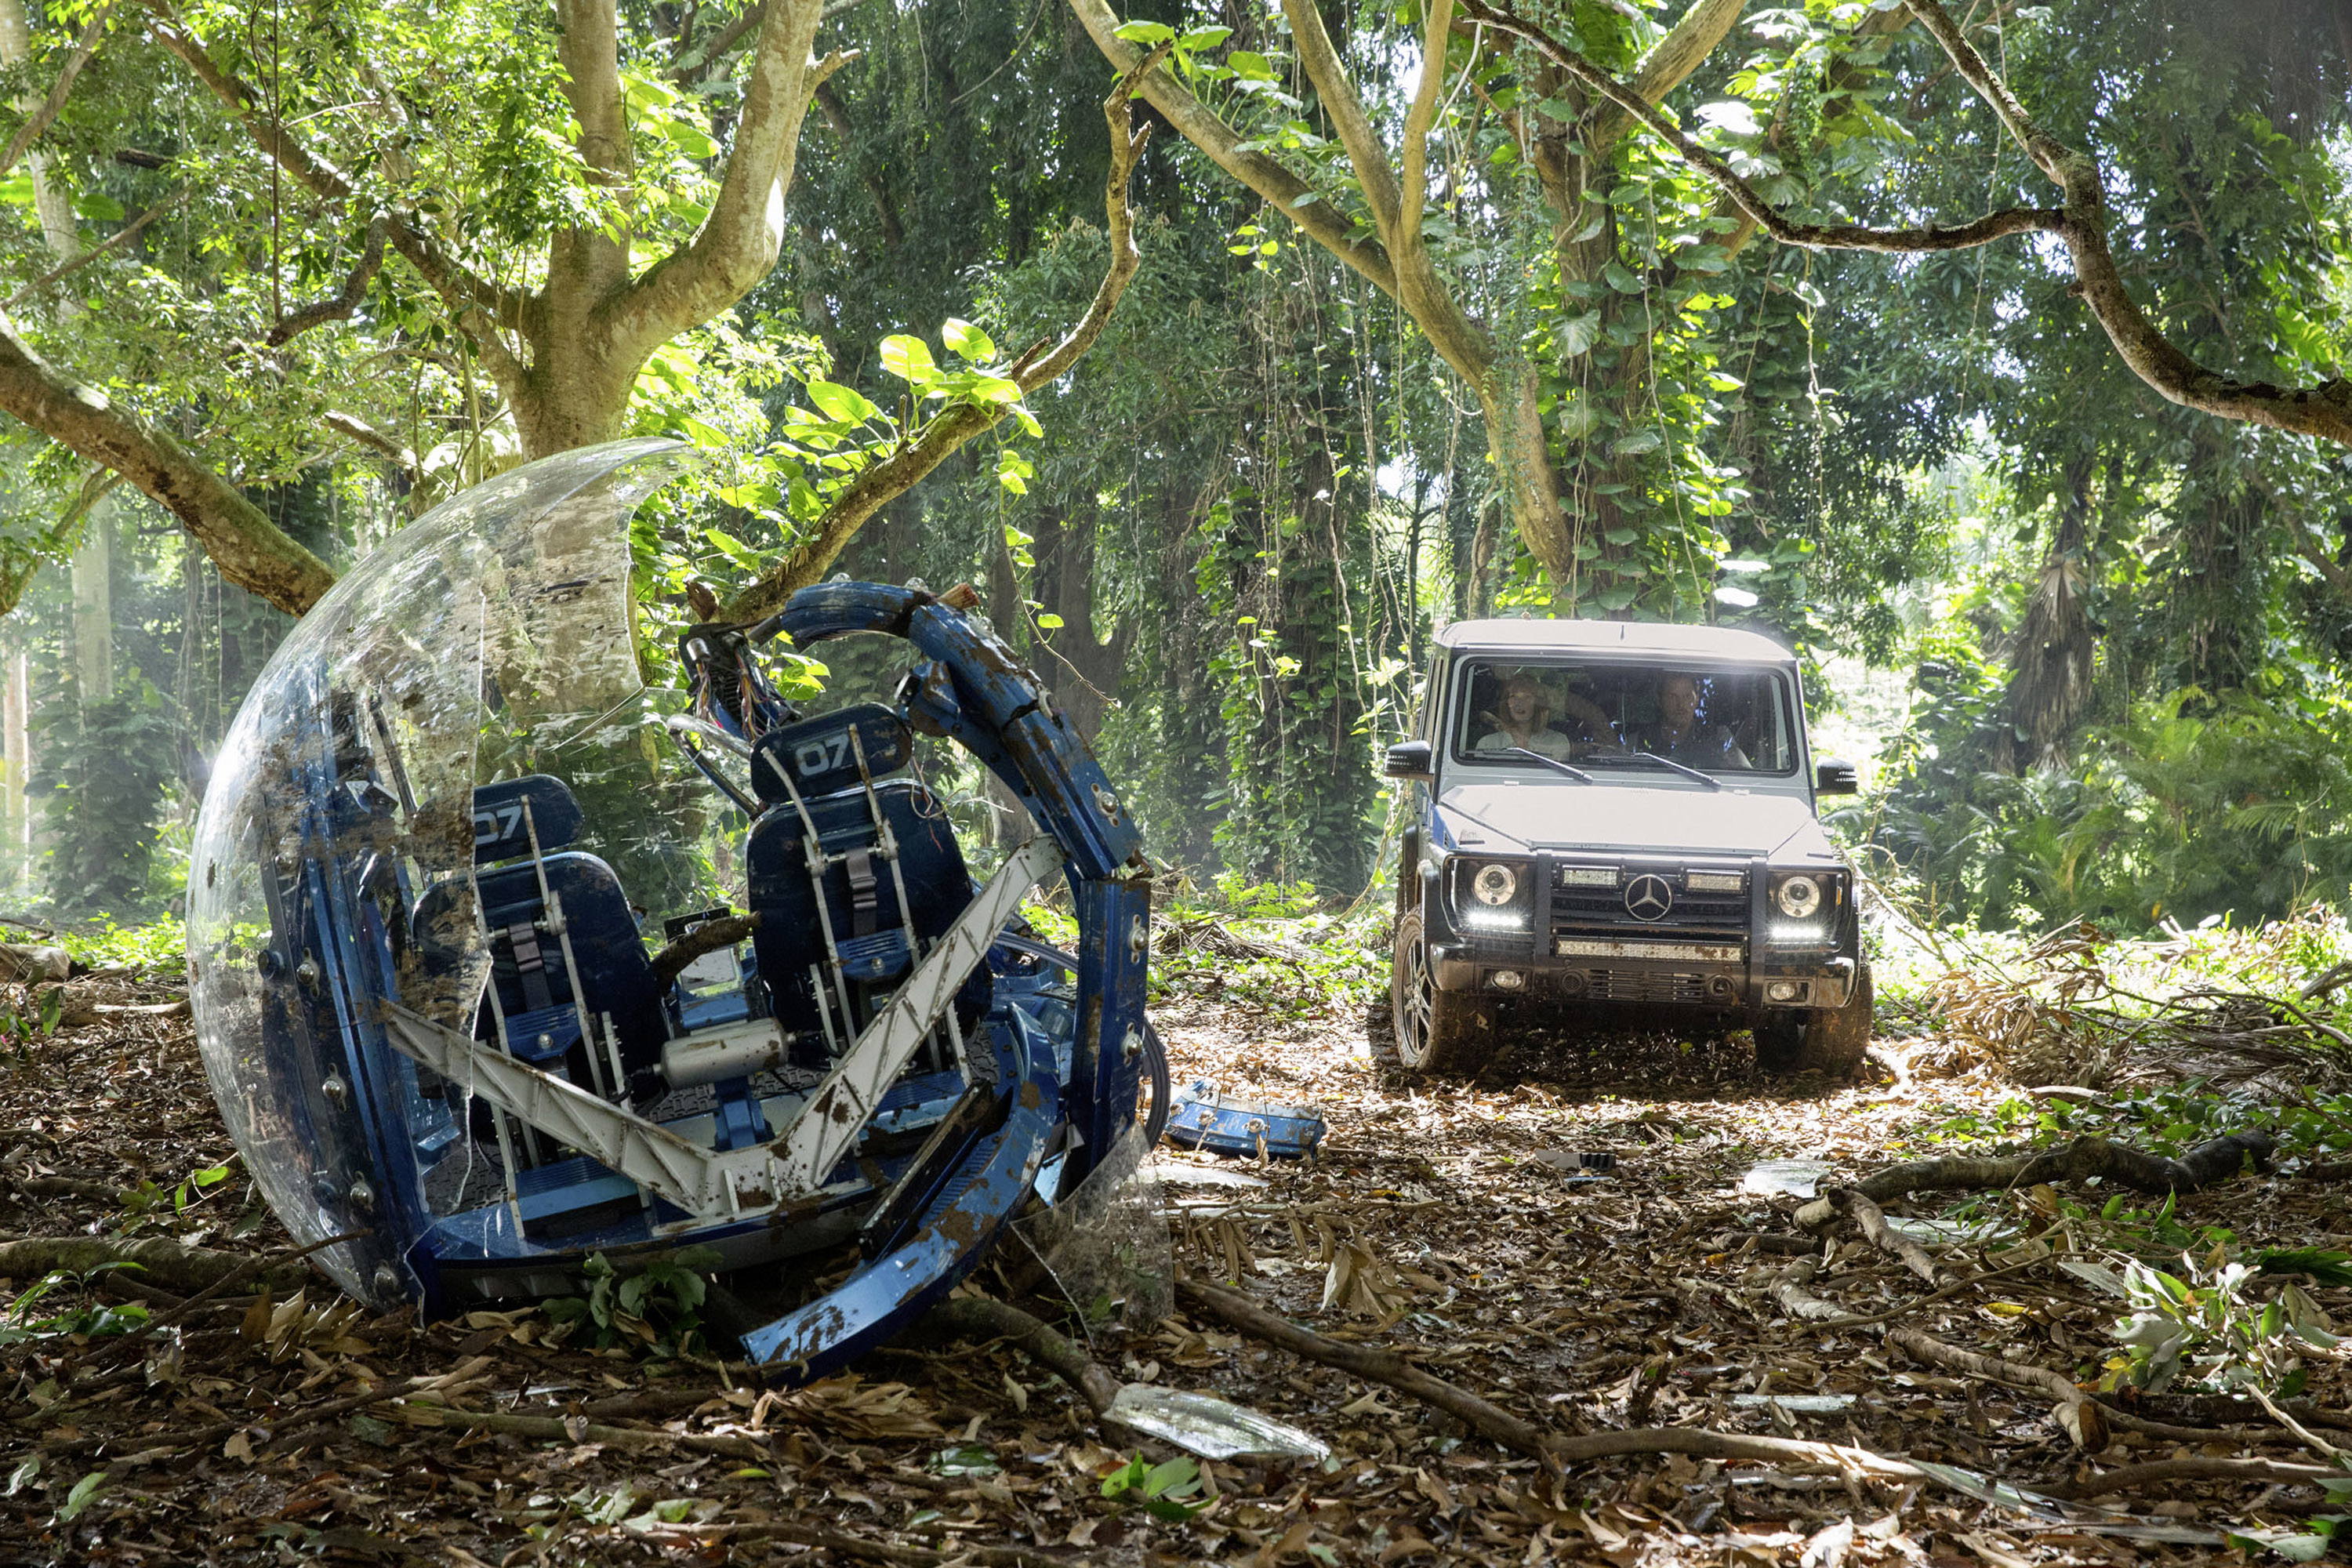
1505, 747, 1592, 783
1604, 750, 1723, 790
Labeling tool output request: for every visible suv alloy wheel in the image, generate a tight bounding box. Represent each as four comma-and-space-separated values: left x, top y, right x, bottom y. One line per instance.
1388, 907, 1501, 1076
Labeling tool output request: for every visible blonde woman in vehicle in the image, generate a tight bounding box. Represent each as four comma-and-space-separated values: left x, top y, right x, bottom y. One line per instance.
1474, 672, 1575, 760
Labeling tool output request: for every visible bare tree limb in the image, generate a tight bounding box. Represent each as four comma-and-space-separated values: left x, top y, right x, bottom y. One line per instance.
1279, 0, 1491, 385
1065, 0, 1400, 303
0, 314, 335, 613
720, 44, 1167, 622
669, 0, 880, 81
1460, 0, 2065, 255
322, 409, 416, 477
3, 193, 183, 308
1472, 0, 2352, 447
1396, 0, 1456, 252
1280, 0, 1403, 236
1588, 0, 1748, 154
0, 1, 114, 180
265, 216, 388, 346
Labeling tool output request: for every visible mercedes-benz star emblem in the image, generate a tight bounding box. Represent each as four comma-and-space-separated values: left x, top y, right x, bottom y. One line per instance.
1624, 873, 1674, 922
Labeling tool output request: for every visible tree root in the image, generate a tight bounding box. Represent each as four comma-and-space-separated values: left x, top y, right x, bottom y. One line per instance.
1798, 1131, 2272, 1225
917, 1295, 1122, 1416
1825, 1188, 1936, 1283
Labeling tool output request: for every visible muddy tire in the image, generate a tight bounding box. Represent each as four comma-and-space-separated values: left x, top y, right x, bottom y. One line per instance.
1755, 961, 1874, 1076
1388, 908, 1501, 1076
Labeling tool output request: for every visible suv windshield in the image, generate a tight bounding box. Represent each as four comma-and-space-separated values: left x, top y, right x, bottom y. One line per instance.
1450, 659, 1798, 776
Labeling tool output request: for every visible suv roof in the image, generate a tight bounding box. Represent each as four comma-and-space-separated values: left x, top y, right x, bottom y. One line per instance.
1435, 618, 1795, 662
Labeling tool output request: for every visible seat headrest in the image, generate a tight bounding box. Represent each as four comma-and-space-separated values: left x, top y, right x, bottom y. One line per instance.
470, 774, 585, 862
753, 704, 915, 804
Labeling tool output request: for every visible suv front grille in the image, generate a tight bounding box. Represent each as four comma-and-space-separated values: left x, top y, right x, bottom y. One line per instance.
1551, 865, 1748, 956
1586, 969, 1713, 1004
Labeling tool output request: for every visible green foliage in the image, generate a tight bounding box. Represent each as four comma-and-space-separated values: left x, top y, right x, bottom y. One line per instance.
540, 1247, 722, 1359
59, 916, 187, 976
2108, 1254, 2337, 1396
114, 1157, 236, 1239
0, 988, 60, 1067
0, 1265, 150, 1347
1097, 1451, 1208, 1520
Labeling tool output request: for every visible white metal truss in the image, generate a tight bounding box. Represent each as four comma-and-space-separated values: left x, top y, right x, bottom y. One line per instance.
380, 836, 1065, 1217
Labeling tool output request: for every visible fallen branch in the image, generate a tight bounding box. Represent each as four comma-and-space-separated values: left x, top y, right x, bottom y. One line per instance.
103, 1229, 368, 1357
1770, 1258, 1847, 1323
1542, 1426, 1921, 1480
2301, 961, 2352, 1001
380, 1399, 769, 1461
656, 1519, 1071, 1568
0, 1236, 318, 1298
1178, 1277, 1553, 1461
920, 1294, 1121, 1416
1888, 1327, 2107, 1451
2039, 1455, 2342, 1501
1825, 1187, 1936, 1284
1887, 1329, 2282, 1448
1183, 1277, 1923, 1485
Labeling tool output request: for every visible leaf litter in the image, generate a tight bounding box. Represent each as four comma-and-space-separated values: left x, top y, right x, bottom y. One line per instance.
0, 946, 2349, 1563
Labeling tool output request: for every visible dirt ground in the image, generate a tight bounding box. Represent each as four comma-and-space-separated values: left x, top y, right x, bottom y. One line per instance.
0, 964, 2342, 1566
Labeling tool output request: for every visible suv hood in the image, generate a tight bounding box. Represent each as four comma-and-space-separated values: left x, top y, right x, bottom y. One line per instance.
1435, 781, 1831, 860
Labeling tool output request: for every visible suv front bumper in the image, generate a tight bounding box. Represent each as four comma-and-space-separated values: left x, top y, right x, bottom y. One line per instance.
1430, 939, 1855, 1011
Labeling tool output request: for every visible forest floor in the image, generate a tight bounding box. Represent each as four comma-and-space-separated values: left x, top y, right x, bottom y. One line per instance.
0, 933, 2347, 1566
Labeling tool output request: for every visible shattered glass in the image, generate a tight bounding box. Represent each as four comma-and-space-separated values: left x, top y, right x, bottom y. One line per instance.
1011, 1121, 1172, 1331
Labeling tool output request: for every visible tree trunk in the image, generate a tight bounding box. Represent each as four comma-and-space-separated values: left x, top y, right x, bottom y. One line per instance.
69, 495, 111, 705
2, 641, 25, 894
1478, 365, 1577, 597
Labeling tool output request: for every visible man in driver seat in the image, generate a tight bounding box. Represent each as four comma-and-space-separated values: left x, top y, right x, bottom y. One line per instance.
1638, 673, 1749, 770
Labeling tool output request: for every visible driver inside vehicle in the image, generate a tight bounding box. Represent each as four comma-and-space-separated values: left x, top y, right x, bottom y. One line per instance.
1636, 672, 1751, 770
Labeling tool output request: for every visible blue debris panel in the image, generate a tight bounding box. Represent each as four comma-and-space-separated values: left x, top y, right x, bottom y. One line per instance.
1163, 1080, 1328, 1161
186, 441, 1159, 1385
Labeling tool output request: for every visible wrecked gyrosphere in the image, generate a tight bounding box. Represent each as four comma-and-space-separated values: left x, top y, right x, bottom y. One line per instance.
187, 438, 1163, 1377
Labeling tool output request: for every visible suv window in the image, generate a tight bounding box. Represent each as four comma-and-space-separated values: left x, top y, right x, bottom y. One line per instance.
1450, 659, 1797, 776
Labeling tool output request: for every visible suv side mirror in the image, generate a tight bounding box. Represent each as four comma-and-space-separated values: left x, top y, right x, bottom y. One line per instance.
1385, 740, 1434, 782
1815, 758, 1859, 796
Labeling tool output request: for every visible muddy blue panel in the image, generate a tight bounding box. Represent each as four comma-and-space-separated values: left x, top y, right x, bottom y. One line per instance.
1163, 1080, 1327, 1160
470, 775, 584, 863
1068, 875, 1151, 1171
752, 705, 915, 804
737, 1018, 1056, 1381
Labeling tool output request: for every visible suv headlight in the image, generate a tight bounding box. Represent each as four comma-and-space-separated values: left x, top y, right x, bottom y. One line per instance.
1472, 863, 1519, 906
1766, 870, 1846, 942
1452, 858, 1532, 931
1774, 875, 1821, 920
